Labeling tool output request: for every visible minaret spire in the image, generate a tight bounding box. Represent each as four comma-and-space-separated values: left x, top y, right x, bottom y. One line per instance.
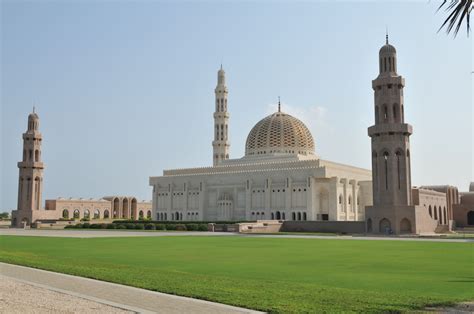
278, 96, 281, 112
386, 27, 389, 44
212, 65, 230, 166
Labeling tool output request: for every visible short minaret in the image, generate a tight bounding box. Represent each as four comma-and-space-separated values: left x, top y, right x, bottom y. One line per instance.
368, 35, 413, 208
212, 65, 230, 166
17, 108, 44, 212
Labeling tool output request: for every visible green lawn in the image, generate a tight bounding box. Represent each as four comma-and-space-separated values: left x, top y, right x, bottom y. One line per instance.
0, 236, 472, 313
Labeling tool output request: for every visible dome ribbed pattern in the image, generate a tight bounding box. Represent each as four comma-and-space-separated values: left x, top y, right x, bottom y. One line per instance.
379, 43, 396, 55
245, 112, 315, 156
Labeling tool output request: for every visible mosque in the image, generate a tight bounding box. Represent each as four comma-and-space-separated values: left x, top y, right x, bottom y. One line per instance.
10, 37, 474, 233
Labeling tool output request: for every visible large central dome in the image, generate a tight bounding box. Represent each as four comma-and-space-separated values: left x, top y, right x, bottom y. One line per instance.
245, 110, 315, 157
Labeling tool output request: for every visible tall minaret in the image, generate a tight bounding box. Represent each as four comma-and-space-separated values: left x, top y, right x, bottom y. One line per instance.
17, 108, 44, 211
368, 35, 413, 207
212, 65, 230, 166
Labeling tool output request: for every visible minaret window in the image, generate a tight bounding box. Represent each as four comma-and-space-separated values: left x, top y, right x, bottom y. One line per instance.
29, 149, 33, 161
384, 152, 389, 190
27, 178, 31, 201
393, 104, 398, 122
396, 151, 402, 190
34, 177, 40, 210
375, 106, 379, 123
384, 105, 388, 121
384, 58, 387, 72
35, 150, 39, 162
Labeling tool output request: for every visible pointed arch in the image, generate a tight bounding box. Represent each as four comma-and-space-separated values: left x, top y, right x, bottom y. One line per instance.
400, 218, 411, 233
379, 218, 391, 233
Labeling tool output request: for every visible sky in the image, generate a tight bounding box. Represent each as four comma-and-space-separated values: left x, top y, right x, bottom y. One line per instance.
1, 1, 472, 211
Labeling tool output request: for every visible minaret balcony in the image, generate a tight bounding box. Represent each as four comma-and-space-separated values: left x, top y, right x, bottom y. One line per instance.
213, 112, 230, 119
17, 161, 45, 169
368, 123, 412, 137
372, 76, 404, 90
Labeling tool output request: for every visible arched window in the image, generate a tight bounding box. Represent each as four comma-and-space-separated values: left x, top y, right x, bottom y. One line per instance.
373, 151, 378, 188
23, 150, 26, 161
429, 205, 432, 218
396, 151, 402, 190
384, 105, 388, 121
292, 212, 296, 220
94, 209, 100, 219
384, 152, 389, 190
348, 195, 352, 205
139, 210, 144, 219
271, 212, 274, 220
84, 209, 90, 219
439, 207, 442, 224
393, 104, 398, 122
73, 209, 80, 219
338, 194, 343, 204
62, 209, 69, 219
375, 106, 379, 123
434, 206, 438, 220
443, 207, 447, 225
282, 212, 286, 220
303, 212, 307, 221
147, 210, 152, 219
104, 210, 110, 219
35, 150, 39, 162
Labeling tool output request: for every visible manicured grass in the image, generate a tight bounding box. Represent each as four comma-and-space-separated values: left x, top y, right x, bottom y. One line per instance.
0, 236, 472, 313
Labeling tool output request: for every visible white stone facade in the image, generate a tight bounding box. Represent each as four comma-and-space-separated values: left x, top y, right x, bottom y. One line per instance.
150, 67, 373, 222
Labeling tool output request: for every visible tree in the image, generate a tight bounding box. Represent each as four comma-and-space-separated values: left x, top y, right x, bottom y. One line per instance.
0, 212, 10, 219
438, 0, 473, 37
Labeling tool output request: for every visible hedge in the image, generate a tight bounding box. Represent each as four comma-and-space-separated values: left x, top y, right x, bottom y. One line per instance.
65, 223, 209, 231
113, 220, 247, 225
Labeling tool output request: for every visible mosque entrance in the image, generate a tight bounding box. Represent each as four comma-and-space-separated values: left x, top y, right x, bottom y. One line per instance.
468, 211, 474, 225
379, 218, 391, 234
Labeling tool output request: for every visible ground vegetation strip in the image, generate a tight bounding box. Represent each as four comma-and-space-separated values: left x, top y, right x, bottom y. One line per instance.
0, 236, 472, 313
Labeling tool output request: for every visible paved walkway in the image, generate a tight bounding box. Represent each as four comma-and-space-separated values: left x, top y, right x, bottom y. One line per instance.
0, 276, 132, 313
0, 229, 472, 242
0, 263, 262, 314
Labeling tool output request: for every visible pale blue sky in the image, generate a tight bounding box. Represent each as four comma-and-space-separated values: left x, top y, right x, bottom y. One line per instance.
1, 1, 472, 211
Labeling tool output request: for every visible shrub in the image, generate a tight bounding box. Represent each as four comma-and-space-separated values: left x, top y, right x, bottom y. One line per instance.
145, 223, 156, 230
116, 224, 126, 229
186, 224, 199, 231
74, 223, 83, 229
64, 225, 73, 229
82, 223, 91, 228
165, 224, 176, 231
175, 224, 186, 231
197, 224, 209, 231
135, 224, 145, 230
106, 224, 116, 229
155, 224, 165, 230
100, 223, 108, 229
89, 224, 100, 229
125, 223, 136, 229
80, 218, 90, 222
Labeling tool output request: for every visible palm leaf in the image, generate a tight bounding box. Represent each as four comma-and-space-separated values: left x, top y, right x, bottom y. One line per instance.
437, 0, 473, 36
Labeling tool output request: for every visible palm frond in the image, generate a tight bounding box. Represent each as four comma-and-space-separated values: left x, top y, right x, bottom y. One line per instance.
437, 0, 473, 37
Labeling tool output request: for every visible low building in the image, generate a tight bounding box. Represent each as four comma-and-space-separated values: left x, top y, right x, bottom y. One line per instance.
453, 183, 474, 227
